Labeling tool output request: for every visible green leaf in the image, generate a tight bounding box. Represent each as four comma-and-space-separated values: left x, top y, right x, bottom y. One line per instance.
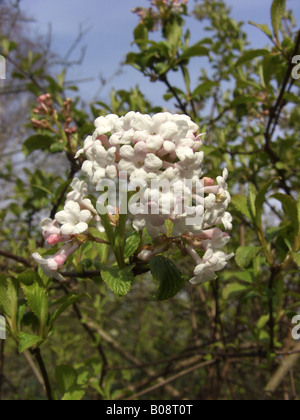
0, 275, 11, 316
49, 293, 87, 328
271, 193, 299, 237
223, 283, 249, 300
235, 49, 270, 66
255, 178, 276, 227
50, 142, 65, 154
18, 332, 42, 353
101, 266, 134, 297
17, 270, 39, 286
21, 282, 49, 337
257, 314, 270, 330
55, 365, 86, 400
248, 183, 257, 220
231, 194, 253, 222
134, 24, 148, 50
0, 276, 18, 331
165, 20, 182, 46
62, 389, 86, 401
98, 213, 115, 247
221, 271, 253, 284
126, 52, 142, 71
22, 135, 55, 157
155, 62, 171, 76
55, 365, 77, 394
292, 252, 300, 267
232, 96, 260, 106
150, 256, 185, 300
271, 0, 286, 40
114, 213, 128, 265
298, 196, 300, 235
179, 42, 209, 61
235, 246, 263, 269
249, 22, 273, 40
124, 232, 141, 259
192, 81, 218, 97
32, 184, 55, 198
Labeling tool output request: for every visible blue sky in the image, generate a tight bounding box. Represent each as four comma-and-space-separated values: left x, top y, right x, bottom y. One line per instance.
21, 0, 300, 107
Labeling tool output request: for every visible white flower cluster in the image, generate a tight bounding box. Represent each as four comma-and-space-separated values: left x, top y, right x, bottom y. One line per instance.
33, 112, 234, 285
76, 112, 234, 284
33, 178, 101, 280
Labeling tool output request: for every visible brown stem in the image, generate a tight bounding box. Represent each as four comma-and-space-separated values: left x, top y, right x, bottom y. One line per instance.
30, 348, 53, 401
57, 281, 108, 388
0, 250, 32, 267
159, 74, 189, 115
268, 266, 281, 354
126, 359, 217, 400
0, 340, 5, 400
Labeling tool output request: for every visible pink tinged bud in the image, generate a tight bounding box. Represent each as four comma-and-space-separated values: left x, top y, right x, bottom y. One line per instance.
37, 93, 51, 104
50, 242, 80, 269
203, 177, 215, 187
200, 228, 221, 240
134, 141, 148, 156
47, 234, 63, 246
98, 134, 110, 149
42, 219, 60, 237
157, 148, 169, 158
53, 254, 67, 267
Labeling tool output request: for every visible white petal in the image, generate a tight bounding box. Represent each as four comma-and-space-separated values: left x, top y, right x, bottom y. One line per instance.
163, 140, 175, 153
131, 113, 152, 132
79, 210, 92, 223
40, 218, 54, 230
144, 154, 163, 171
75, 149, 84, 159
94, 116, 114, 135
133, 217, 146, 231
60, 223, 75, 236
120, 145, 135, 160
146, 135, 164, 152
73, 222, 89, 234
32, 252, 45, 265
204, 194, 216, 209
159, 122, 178, 139
55, 210, 71, 225
106, 165, 117, 179
119, 159, 135, 172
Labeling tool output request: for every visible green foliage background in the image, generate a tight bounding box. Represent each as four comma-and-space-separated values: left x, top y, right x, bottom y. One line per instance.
0, 0, 300, 400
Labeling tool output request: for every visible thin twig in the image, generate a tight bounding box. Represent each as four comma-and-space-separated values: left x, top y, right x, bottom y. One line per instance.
268, 266, 281, 354
30, 348, 53, 401
86, 320, 181, 399
23, 349, 45, 390
159, 74, 188, 115
0, 250, 32, 267
0, 340, 5, 400
57, 281, 108, 388
265, 342, 300, 395
126, 359, 217, 400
